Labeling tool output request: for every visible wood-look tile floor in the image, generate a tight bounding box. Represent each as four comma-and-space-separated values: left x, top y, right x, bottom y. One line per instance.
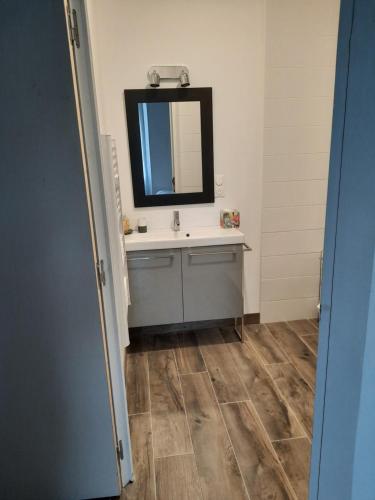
122, 319, 318, 500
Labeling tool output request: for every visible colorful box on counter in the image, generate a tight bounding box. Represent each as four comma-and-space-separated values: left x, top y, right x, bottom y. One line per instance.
220, 209, 240, 228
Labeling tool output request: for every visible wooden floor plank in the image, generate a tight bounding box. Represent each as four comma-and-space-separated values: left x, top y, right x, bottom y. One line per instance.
268, 363, 314, 439
309, 318, 319, 328
155, 455, 203, 500
246, 324, 287, 365
150, 333, 179, 351
122, 413, 155, 500
219, 326, 242, 344
181, 372, 248, 500
228, 342, 304, 441
175, 331, 206, 374
125, 352, 150, 415
273, 438, 311, 500
288, 320, 317, 337
267, 323, 317, 390
148, 350, 192, 457
197, 329, 248, 403
126, 322, 316, 500
221, 402, 296, 500
127, 334, 152, 354
300, 334, 318, 355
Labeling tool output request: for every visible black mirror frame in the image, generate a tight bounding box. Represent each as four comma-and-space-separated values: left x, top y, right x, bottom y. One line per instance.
124, 87, 214, 207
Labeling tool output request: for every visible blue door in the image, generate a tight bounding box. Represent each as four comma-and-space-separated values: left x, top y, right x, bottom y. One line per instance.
310, 0, 375, 498
0, 1, 121, 498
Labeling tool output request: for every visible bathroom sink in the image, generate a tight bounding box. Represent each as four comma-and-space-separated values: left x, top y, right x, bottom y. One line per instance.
125, 227, 245, 251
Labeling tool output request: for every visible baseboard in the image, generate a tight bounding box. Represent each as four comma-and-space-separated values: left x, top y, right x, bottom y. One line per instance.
244, 313, 260, 325
129, 313, 260, 337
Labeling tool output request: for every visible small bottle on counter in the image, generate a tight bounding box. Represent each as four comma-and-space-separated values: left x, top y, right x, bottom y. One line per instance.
137, 217, 148, 233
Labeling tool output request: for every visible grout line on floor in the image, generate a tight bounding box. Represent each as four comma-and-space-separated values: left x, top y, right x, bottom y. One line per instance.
177, 370, 208, 376
174, 333, 209, 376
227, 337, 305, 500
307, 318, 319, 329
244, 333, 287, 367
263, 323, 316, 392
263, 361, 291, 366
146, 352, 157, 500
197, 340, 251, 500
263, 324, 292, 360
298, 336, 318, 357
271, 435, 309, 444
286, 320, 318, 337
179, 371, 207, 378
219, 399, 253, 406
229, 379, 299, 500
171, 348, 205, 500
154, 451, 196, 460
171, 348, 196, 456
260, 326, 315, 444
255, 345, 309, 442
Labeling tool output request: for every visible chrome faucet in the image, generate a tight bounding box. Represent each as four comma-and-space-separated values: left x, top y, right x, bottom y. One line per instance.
172, 210, 180, 232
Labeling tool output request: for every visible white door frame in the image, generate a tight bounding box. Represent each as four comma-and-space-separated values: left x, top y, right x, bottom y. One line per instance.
65, 0, 133, 486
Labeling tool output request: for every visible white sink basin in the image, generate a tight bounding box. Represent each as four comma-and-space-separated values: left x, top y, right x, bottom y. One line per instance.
125, 227, 245, 251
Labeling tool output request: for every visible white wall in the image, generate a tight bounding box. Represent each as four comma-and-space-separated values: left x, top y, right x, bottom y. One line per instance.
86, 0, 265, 314
87, 0, 340, 322
260, 0, 340, 322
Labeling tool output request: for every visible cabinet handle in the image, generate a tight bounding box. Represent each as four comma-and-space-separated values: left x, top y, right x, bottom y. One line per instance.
127, 254, 175, 261
188, 250, 237, 257
242, 243, 252, 252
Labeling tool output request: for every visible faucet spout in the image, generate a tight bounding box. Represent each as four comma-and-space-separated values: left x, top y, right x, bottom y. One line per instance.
173, 210, 180, 232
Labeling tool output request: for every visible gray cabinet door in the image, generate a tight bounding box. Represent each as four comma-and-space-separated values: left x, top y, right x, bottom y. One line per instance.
182, 245, 243, 322
127, 249, 183, 327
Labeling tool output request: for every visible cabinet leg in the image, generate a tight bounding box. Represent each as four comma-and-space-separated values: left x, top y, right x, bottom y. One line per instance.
234, 316, 245, 343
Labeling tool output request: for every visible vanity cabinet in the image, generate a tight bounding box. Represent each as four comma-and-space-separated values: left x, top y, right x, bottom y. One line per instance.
127, 244, 243, 328
182, 245, 243, 322
127, 248, 183, 327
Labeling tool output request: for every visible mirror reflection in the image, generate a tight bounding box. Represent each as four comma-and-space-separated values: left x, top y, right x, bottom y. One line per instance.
138, 101, 202, 195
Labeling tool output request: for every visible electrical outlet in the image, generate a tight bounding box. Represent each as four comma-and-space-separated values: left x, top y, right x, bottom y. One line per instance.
215, 174, 225, 198
215, 184, 225, 198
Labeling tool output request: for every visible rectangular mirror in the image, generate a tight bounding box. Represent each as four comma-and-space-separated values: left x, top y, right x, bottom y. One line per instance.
124, 88, 214, 207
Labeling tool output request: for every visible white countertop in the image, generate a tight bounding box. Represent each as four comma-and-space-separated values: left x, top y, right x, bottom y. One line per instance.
125, 227, 245, 252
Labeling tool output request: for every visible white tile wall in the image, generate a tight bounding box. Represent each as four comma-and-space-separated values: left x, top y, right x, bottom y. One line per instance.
178, 132, 201, 152
261, 0, 339, 322
261, 297, 320, 323
265, 67, 336, 99
263, 180, 328, 207
262, 205, 326, 233
264, 125, 332, 155
266, 35, 338, 68
263, 154, 330, 181
262, 230, 325, 257
175, 101, 201, 116
264, 97, 334, 127
262, 276, 320, 301
262, 253, 322, 279
178, 114, 201, 134
265, 0, 340, 37
172, 102, 203, 193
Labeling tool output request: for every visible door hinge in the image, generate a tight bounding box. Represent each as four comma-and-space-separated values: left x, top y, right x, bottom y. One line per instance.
116, 440, 124, 461
67, 7, 80, 49
96, 259, 106, 287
